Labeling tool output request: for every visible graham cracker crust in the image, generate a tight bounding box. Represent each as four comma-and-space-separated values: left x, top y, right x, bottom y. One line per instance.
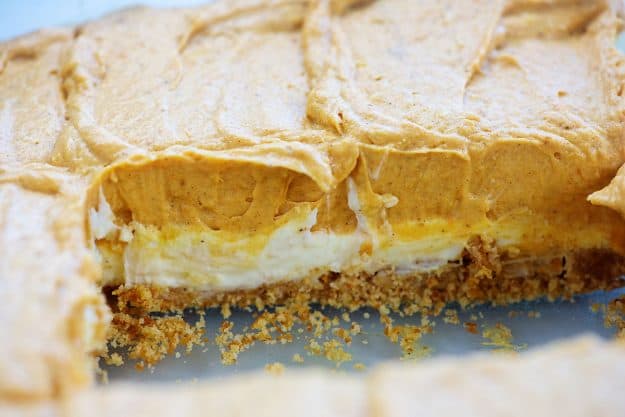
110, 242, 625, 316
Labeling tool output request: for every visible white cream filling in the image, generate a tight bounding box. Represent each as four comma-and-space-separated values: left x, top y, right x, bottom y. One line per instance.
89, 189, 118, 240
90, 186, 514, 292
120, 209, 365, 291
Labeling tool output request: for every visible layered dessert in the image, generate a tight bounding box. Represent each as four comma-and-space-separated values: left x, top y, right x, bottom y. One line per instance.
78, 0, 625, 311
2, 0, 625, 405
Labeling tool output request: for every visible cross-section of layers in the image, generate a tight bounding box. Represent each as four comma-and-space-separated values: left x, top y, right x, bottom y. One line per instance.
66, 0, 625, 310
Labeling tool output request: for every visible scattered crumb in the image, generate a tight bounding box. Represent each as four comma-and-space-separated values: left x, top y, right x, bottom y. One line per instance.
481, 323, 526, 352
215, 320, 254, 365
443, 309, 460, 325
214, 306, 300, 365
398, 325, 423, 357
104, 352, 124, 367
401, 343, 433, 360
527, 311, 541, 319
106, 312, 205, 367
175, 352, 181, 359
221, 303, 232, 319
333, 327, 353, 344
363, 312, 371, 319
306, 339, 322, 356
380, 314, 432, 359
604, 296, 625, 341
507, 310, 519, 319
464, 322, 478, 334
322, 340, 352, 365
353, 362, 366, 371
292, 353, 304, 363
265, 362, 285, 375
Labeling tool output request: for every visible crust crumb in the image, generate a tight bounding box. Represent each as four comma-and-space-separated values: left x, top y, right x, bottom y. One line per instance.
443, 309, 460, 325
481, 323, 526, 352
381, 314, 433, 359
464, 321, 479, 334
353, 362, 366, 371
321, 340, 352, 365
104, 352, 124, 367
604, 296, 625, 341
106, 312, 205, 367
264, 362, 285, 375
